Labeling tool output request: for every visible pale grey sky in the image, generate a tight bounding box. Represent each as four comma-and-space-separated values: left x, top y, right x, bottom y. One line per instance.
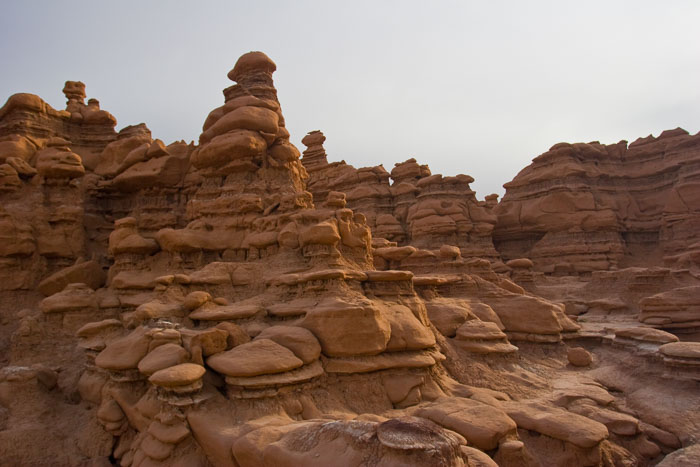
2, 0, 699, 197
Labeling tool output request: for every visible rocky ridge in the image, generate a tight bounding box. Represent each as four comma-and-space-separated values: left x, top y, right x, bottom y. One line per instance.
494, 131, 700, 275
0, 52, 697, 466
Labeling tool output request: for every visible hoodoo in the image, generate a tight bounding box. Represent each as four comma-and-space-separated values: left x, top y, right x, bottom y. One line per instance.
0, 52, 698, 466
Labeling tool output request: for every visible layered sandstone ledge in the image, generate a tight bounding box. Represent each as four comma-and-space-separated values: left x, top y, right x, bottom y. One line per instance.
0, 52, 698, 466
302, 133, 501, 263
493, 129, 700, 275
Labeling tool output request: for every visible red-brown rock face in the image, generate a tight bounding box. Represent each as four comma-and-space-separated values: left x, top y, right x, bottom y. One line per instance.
303, 135, 501, 262
0, 84, 119, 293
494, 129, 700, 275
0, 52, 697, 467
0, 82, 117, 170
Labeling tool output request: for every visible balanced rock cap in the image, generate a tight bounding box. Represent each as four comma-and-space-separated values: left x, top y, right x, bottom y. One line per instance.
63, 81, 86, 100
302, 130, 326, 147
227, 51, 277, 82
149, 363, 206, 387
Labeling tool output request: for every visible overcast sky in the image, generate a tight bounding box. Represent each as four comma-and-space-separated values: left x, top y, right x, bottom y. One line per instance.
2, 1, 699, 197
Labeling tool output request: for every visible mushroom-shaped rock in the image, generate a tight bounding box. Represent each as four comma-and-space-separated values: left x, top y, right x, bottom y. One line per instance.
477, 289, 567, 340
227, 51, 277, 82
149, 363, 205, 388
138, 343, 189, 375
300, 297, 391, 357
301, 129, 326, 148
223, 360, 325, 389
255, 326, 321, 364
63, 80, 86, 105
95, 327, 151, 371
207, 339, 303, 377
39, 283, 97, 314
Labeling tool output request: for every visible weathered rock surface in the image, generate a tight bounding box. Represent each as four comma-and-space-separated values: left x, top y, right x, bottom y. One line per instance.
415, 397, 517, 450
0, 51, 698, 467
302, 135, 500, 262
502, 400, 609, 448
494, 130, 700, 275
639, 286, 700, 330
568, 347, 593, 367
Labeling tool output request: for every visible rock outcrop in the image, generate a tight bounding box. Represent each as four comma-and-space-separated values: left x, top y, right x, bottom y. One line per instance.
303, 134, 501, 262
0, 51, 698, 467
494, 129, 700, 275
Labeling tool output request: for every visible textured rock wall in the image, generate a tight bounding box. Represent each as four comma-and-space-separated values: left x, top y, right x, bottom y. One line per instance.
302, 134, 501, 262
0, 52, 698, 467
0, 85, 118, 295
494, 129, 700, 274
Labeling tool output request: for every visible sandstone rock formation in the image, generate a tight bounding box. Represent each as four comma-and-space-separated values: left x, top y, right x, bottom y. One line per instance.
0, 52, 698, 467
494, 130, 700, 275
303, 134, 501, 262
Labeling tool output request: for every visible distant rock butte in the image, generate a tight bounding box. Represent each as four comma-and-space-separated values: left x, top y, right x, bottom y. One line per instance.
0, 51, 697, 466
493, 132, 700, 275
